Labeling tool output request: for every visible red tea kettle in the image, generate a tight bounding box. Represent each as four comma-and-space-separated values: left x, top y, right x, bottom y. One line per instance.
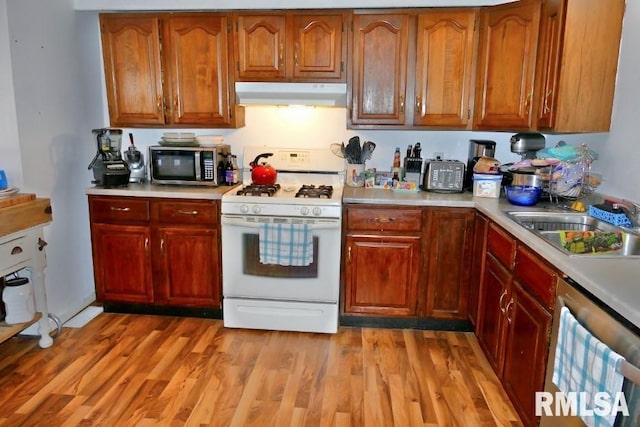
250, 153, 277, 185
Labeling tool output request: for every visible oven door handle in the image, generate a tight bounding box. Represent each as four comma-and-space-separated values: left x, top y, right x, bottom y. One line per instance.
222, 215, 341, 230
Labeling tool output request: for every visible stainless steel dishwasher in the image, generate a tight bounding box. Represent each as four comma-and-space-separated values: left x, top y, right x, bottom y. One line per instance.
540, 278, 640, 427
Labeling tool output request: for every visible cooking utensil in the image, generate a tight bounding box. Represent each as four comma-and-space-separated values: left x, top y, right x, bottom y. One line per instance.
361, 140, 376, 163
330, 143, 345, 158
250, 153, 277, 185
345, 136, 362, 164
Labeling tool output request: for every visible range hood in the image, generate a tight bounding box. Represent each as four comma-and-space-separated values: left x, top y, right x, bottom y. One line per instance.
235, 82, 347, 107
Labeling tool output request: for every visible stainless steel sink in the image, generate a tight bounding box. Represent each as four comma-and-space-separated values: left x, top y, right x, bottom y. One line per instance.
503, 210, 640, 257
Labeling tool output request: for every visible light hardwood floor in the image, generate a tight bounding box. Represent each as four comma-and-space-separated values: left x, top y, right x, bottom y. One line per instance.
0, 313, 522, 426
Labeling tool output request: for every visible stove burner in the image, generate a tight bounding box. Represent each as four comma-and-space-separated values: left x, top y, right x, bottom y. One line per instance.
237, 183, 281, 197
295, 185, 334, 199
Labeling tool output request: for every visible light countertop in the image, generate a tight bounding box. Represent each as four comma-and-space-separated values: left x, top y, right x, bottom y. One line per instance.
343, 187, 640, 330
85, 182, 239, 199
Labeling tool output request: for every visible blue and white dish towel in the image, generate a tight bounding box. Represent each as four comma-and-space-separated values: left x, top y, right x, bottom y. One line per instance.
259, 222, 313, 266
553, 306, 625, 427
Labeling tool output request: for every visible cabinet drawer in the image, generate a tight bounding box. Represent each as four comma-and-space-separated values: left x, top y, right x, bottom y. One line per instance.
486, 222, 516, 269
514, 245, 557, 310
346, 207, 422, 231
152, 200, 218, 225
89, 197, 150, 223
0, 235, 31, 273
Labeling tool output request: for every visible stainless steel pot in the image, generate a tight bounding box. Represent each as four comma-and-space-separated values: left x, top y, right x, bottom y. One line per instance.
510, 171, 544, 188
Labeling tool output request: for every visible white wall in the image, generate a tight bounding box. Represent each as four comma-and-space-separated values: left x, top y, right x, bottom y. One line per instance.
0, 0, 637, 324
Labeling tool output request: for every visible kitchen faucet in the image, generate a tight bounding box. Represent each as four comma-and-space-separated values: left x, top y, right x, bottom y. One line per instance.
609, 198, 640, 230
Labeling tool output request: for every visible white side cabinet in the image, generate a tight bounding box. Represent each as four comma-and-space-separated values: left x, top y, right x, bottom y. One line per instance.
1, 222, 52, 348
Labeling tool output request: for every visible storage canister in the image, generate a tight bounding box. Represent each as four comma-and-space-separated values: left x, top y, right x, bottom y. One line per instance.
2, 277, 35, 324
473, 173, 503, 198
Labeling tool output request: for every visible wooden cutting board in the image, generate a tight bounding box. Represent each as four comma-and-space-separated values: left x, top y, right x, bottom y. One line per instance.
0, 198, 52, 238
0, 193, 36, 209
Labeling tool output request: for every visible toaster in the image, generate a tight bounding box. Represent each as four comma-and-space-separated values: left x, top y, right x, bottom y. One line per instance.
422, 159, 465, 193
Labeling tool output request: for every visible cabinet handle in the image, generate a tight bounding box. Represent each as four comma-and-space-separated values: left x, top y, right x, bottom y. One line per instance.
174, 97, 179, 114
347, 246, 351, 263
374, 217, 394, 223
157, 95, 163, 114
160, 238, 165, 255
110, 207, 131, 212
415, 95, 422, 111
399, 96, 405, 113
506, 299, 515, 323
294, 42, 299, 66
11, 246, 23, 255
144, 238, 149, 255
279, 43, 284, 67
177, 209, 198, 216
543, 90, 553, 114
499, 290, 508, 314
524, 93, 532, 110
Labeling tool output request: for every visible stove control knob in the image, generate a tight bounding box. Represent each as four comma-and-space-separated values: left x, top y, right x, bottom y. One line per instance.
240, 204, 249, 214
300, 207, 310, 216
312, 207, 322, 216
251, 205, 261, 214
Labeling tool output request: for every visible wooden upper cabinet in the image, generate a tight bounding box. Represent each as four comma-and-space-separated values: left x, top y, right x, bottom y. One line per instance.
534, 0, 624, 133
350, 13, 409, 126
235, 15, 287, 80
473, 1, 542, 130
291, 14, 345, 80
100, 13, 243, 128
234, 12, 346, 81
163, 16, 232, 126
100, 16, 164, 126
414, 10, 478, 128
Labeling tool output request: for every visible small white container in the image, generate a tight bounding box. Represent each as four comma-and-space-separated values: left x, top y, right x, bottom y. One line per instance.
196, 134, 224, 146
473, 173, 503, 198
2, 277, 35, 324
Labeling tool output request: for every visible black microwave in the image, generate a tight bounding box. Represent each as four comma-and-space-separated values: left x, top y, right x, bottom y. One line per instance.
149, 144, 231, 186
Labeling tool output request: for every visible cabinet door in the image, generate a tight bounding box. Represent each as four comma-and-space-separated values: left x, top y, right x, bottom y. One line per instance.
291, 14, 346, 81
91, 223, 154, 303
502, 281, 552, 427
414, 10, 477, 127
163, 15, 232, 126
350, 14, 409, 126
536, 0, 624, 132
344, 234, 420, 316
155, 226, 221, 307
235, 15, 287, 80
473, 1, 541, 130
476, 254, 510, 374
424, 208, 475, 319
100, 15, 165, 126
469, 212, 488, 328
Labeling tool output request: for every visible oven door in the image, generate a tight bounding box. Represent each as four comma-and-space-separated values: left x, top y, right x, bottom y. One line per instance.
221, 214, 341, 302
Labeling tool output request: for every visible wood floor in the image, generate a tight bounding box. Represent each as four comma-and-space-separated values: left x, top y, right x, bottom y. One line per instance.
0, 313, 522, 426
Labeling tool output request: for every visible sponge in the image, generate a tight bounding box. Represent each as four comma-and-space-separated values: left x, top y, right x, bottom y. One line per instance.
589, 204, 633, 227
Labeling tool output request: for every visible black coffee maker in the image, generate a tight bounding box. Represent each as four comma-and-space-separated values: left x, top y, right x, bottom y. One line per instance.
464, 139, 496, 190
88, 128, 130, 187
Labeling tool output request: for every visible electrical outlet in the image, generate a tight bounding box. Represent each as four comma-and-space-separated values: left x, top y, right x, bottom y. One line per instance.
433, 151, 444, 160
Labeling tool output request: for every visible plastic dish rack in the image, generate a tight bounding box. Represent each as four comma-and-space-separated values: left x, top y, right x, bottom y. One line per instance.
548, 145, 601, 201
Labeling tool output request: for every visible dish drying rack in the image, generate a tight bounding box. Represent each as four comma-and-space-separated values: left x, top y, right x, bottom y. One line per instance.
546, 144, 601, 202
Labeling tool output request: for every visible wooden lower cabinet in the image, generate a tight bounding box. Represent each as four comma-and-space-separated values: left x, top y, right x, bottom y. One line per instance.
89, 195, 221, 309
423, 208, 475, 319
344, 234, 421, 316
502, 281, 552, 426
342, 204, 474, 321
476, 220, 555, 427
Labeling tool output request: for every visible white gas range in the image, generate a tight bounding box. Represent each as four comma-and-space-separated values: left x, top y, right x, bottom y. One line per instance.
221, 147, 345, 334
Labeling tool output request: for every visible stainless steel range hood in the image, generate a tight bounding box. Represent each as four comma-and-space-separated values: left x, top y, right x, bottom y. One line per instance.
235, 82, 347, 107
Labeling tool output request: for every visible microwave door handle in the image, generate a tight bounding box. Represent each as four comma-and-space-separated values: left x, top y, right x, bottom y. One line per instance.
194, 151, 201, 180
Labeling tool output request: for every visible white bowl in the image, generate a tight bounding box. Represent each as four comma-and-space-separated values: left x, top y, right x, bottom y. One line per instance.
162, 132, 196, 142
196, 135, 224, 146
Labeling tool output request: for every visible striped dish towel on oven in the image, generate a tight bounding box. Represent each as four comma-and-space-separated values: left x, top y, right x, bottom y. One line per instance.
259, 222, 313, 266
552, 306, 625, 427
